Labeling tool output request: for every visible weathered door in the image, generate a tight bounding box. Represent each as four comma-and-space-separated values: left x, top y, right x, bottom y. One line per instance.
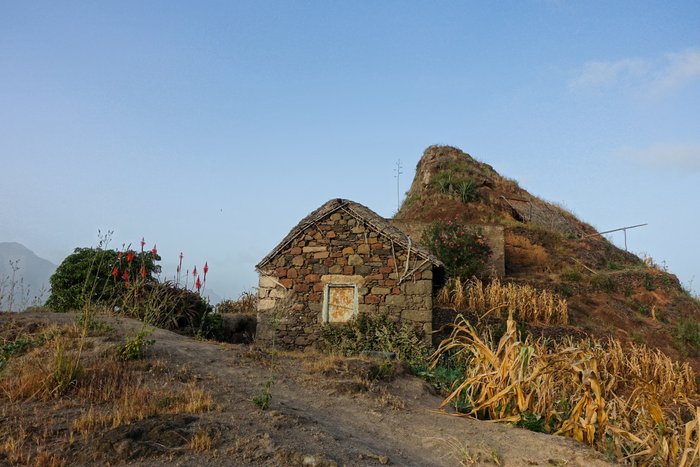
325, 285, 356, 322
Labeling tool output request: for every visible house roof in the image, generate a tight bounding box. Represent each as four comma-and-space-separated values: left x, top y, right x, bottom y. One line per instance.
256, 198, 444, 270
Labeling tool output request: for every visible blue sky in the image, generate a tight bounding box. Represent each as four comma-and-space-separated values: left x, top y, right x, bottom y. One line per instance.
1, 1, 699, 298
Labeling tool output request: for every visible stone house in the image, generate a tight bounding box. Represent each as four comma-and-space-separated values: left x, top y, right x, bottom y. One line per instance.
255, 198, 445, 349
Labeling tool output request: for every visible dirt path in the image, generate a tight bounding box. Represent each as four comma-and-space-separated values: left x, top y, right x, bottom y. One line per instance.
1, 312, 611, 466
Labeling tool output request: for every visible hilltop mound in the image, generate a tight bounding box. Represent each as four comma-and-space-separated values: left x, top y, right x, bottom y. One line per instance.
397, 145, 700, 369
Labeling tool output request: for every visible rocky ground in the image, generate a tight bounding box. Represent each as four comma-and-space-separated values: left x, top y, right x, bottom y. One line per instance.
0, 311, 611, 466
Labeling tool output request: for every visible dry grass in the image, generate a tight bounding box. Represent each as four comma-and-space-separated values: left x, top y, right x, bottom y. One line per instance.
189, 429, 214, 452
302, 353, 347, 374
437, 278, 568, 325
433, 314, 700, 465
0, 321, 215, 464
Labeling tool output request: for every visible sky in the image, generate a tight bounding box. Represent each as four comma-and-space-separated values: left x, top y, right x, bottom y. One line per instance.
1, 1, 699, 299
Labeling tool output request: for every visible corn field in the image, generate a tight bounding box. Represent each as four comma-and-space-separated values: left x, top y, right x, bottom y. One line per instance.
437, 278, 568, 325
433, 314, 700, 465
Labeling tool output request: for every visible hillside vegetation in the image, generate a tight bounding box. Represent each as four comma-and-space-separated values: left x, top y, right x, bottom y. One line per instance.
397, 145, 700, 370
397, 145, 700, 465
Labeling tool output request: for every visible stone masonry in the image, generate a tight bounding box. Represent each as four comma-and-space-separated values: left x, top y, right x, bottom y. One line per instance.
256, 200, 443, 350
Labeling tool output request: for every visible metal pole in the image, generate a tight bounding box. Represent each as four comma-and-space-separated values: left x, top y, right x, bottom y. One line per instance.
394, 159, 403, 211
582, 223, 648, 239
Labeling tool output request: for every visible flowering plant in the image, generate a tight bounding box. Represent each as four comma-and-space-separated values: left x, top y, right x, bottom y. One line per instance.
424, 217, 491, 279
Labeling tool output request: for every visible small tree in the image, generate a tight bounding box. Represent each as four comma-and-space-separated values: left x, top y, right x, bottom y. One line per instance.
46, 247, 160, 312
424, 217, 491, 280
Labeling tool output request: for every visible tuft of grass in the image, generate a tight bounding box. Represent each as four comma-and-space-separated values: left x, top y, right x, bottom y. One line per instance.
51, 339, 82, 395
189, 430, 213, 452
432, 170, 480, 204
252, 378, 274, 410
118, 328, 155, 361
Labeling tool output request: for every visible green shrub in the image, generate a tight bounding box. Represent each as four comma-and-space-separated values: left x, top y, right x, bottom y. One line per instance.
119, 328, 155, 361
644, 273, 656, 291
0, 337, 35, 371
676, 318, 700, 356
556, 283, 573, 298
319, 313, 430, 369
435, 172, 454, 193
432, 170, 479, 203
424, 217, 492, 280
592, 274, 617, 293
414, 351, 466, 393
560, 269, 582, 282
516, 411, 547, 433
46, 247, 160, 312
252, 378, 274, 410
197, 312, 225, 340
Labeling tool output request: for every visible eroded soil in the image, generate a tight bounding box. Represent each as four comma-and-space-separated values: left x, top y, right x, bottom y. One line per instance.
0, 312, 611, 466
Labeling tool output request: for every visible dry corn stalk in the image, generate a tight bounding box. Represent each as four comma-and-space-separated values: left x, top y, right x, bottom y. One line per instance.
436, 278, 568, 325
433, 313, 700, 465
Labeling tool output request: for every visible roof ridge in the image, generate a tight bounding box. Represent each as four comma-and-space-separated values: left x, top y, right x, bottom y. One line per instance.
256, 198, 442, 270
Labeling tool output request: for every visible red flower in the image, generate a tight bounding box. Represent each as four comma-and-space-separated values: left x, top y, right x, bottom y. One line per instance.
195, 275, 202, 291
140, 265, 147, 279
192, 266, 197, 277
122, 269, 129, 281
127, 251, 134, 263
151, 244, 157, 256
203, 262, 209, 278
140, 237, 145, 252
112, 266, 119, 277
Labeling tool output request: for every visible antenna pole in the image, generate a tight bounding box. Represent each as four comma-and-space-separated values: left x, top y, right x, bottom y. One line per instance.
394, 159, 403, 211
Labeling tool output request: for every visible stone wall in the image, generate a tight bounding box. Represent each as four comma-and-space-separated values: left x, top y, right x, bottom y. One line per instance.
257, 210, 436, 349
389, 220, 505, 278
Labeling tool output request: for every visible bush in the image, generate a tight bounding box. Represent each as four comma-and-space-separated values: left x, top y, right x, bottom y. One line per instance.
118, 281, 212, 331
319, 313, 430, 369
424, 218, 491, 280
591, 274, 617, 293
46, 247, 160, 312
676, 318, 700, 356
197, 312, 224, 340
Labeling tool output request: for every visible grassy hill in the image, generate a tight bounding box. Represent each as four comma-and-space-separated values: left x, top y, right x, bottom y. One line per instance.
396, 145, 700, 370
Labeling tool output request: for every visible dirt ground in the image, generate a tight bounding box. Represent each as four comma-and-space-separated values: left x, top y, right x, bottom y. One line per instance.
0, 312, 611, 466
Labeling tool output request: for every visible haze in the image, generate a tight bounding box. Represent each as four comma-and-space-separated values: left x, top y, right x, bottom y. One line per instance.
1, 1, 698, 298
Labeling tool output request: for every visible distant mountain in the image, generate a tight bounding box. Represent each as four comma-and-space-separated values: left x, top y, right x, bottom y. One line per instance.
202, 288, 223, 306
0, 242, 57, 311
